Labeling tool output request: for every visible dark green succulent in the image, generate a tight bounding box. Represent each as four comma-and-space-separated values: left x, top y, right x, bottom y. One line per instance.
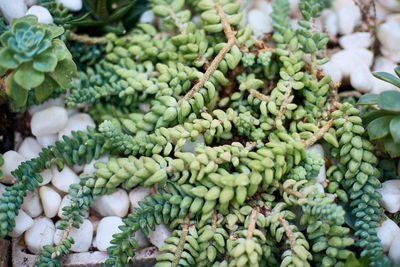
0, 15, 77, 108
358, 66, 400, 157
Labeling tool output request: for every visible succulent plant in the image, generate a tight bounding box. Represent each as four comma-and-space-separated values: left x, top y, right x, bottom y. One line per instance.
358, 66, 400, 157
0, 15, 77, 108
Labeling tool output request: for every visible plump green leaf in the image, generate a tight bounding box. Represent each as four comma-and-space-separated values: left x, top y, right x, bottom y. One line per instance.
52, 58, 77, 89
362, 110, 399, 124
14, 63, 44, 89
367, 116, 393, 140
395, 65, 400, 78
33, 51, 58, 72
34, 74, 58, 102
373, 72, 400, 88
0, 47, 18, 69
357, 94, 378, 105
41, 24, 64, 39
51, 39, 68, 61
10, 15, 37, 28
384, 135, 400, 158
389, 116, 400, 144
5, 73, 28, 107
377, 90, 400, 111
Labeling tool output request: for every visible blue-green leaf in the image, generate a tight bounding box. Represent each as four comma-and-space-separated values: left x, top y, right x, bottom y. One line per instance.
373, 71, 400, 88
357, 93, 377, 105
377, 90, 400, 111
389, 116, 400, 144
367, 116, 393, 140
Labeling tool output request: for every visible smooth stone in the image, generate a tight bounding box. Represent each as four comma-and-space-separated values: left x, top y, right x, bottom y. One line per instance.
22, 190, 43, 218
248, 9, 273, 36
378, 0, 400, 12
58, 194, 89, 218
67, 108, 79, 117
83, 154, 109, 174
377, 218, 400, 252
139, 10, 155, 23
39, 186, 61, 218
26, 5, 53, 24
72, 163, 84, 174
378, 21, 400, 62
51, 166, 80, 193
339, 32, 371, 49
372, 57, 399, 94
18, 137, 42, 160
95, 216, 123, 251
9, 210, 34, 237
28, 97, 64, 115
389, 233, 400, 263
148, 223, 171, 248
129, 187, 151, 211
377, 180, 400, 213
55, 0, 82, 11
24, 217, 55, 254
321, 61, 342, 83
323, 10, 338, 37
58, 113, 96, 140
330, 48, 373, 78
88, 215, 100, 235
39, 169, 53, 186
337, 3, 361, 35
91, 189, 129, 217
25, 0, 38, 6
350, 65, 374, 93
54, 219, 93, 252
315, 183, 324, 193
31, 107, 68, 137
0, 0, 27, 23
1, 150, 26, 184
36, 134, 58, 148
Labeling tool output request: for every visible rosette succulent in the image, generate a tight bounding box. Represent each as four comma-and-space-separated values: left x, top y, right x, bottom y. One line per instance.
358, 65, 400, 157
0, 15, 77, 107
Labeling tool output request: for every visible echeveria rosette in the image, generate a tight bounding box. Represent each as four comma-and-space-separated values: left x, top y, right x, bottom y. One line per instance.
0, 15, 77, 108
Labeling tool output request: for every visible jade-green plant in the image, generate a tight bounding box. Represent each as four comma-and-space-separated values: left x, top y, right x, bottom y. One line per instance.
0, 0, 392, 266
358, 66, 400, 157
0, 15, 77, 108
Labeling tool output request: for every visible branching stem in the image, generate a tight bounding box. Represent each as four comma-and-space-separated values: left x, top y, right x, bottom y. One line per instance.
247, 207, 259, 240
302, 119, 333, 147
172, 216, 190, 267
68, 32, 108, 44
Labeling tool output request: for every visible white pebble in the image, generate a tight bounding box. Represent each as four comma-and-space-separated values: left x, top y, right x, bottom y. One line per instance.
350, 65, 374, 93
1, 150, 26, 184
36, 134, 58, 148
18, 137, 42, 160
389, 233, 400, 263
337, 3, 361, 35
377, 180, 400, 213
55, 0, 82, 11
25, 0, 37, 6
139, 10, 155, 23
58, 113, 96, 140
0, 183, 6, 198
148, 223, 171, 248
129, 187, 151, 211
315, 183, 324, 194
339, 32, 371, 49
39, 186, 61, 218
95, 216, 123, 251
371, 57, 399, 94
28, 97, 64, 116
54, 219, 93, 252
323, 11, 338, 37
58, 194, 88, 218
92, 189, 129, 217
31, 107, 68, 137
248, 9, 273, 36
72, 163, 84, 174
377, 218, 400, 252
24, 217, 55, 254
377, 0, 400, 12
0, 0, 27, 23
26, 5, 53, 24
321, 61, 342, 83
22, 190, 43, 218
51, 166, 80, 193
378, 20, 400, 62
330, 48, 373, 79
9, 210, 33, 238
39, 169, 53, 186
83, 154, 109, 174
88, 215, 100, 235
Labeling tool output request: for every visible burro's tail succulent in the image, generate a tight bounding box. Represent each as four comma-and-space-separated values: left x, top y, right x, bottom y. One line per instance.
0, 15, 76, 108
